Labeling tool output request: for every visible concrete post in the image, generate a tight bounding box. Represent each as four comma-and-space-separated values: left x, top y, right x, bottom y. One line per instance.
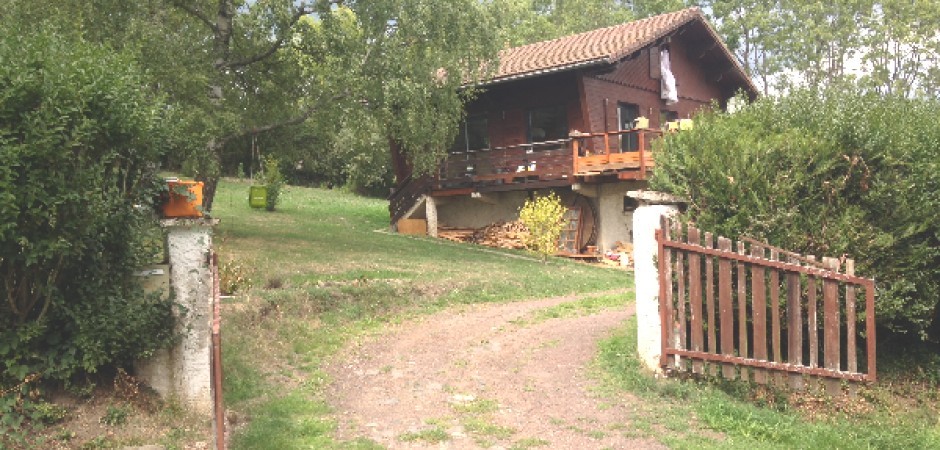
425, 196, 438, 238
628, 191, 683, 374
136, 218, 218, 415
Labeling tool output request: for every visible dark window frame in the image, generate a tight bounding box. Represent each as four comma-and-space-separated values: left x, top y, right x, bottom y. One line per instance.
450, 113, 490, 153
526, 104, 569, 145
618, 102, 640, 152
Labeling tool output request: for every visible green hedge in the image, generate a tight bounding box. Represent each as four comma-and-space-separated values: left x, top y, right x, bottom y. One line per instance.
0, 29, 175, 395
651, 89, 940, 340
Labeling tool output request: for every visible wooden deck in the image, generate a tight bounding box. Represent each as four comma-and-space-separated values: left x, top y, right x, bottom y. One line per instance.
434, 129, 663, 191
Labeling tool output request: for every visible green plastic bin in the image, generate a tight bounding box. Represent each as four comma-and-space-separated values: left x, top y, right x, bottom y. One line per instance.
249, 185, 267, 208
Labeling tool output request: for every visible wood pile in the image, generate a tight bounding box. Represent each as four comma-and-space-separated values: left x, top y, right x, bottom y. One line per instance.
472, 221, 529, 249
602, 241, 634, 268
437, 221, 530, 250
437, 226, 475, 243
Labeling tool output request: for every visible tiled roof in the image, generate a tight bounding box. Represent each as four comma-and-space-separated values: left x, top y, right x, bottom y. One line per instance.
490, 7, 715, 83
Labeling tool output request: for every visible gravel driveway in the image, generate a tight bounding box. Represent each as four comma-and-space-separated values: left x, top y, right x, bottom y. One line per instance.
326, 290, 665, 449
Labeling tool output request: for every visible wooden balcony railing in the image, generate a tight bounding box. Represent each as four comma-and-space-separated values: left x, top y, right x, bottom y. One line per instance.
435, 140, 574, 190
433, 129, 664, 192
571, 128, 663, 178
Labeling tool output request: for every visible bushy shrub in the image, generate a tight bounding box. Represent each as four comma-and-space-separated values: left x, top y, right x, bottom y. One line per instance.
519, 192, 566, 262
651, 88, 940, 340
263, 155, 285, 211
0, 27, 175, 412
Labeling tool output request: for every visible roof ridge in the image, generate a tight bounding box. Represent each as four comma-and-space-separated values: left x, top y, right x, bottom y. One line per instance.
484, 5, 758, 97
498, 6, 702, 55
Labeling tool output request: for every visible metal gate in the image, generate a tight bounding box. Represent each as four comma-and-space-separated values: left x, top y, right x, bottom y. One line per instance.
656, 217, 876, 389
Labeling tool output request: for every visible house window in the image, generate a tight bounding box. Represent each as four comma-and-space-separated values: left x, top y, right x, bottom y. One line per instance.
660, 110, 679, 130
450, 114, 489, 153
618, 103, 640, 152
527, 105, 568, 144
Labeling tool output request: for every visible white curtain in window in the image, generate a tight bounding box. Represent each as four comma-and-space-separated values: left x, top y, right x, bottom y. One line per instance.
660, 48, 678, 105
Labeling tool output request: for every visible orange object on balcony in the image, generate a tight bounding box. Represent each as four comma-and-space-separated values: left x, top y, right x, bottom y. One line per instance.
162, 180, 204, 218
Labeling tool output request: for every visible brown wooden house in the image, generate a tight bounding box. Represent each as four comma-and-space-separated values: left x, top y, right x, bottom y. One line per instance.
389, 7, 757, 253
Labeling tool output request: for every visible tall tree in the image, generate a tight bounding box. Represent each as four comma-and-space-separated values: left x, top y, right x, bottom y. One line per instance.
859, 0, 940, 97
708, 0, 784, 95
489, 0, 636, 47
5, 0, 500, 210
162, 0, 500, 210
706, 0, 940, 97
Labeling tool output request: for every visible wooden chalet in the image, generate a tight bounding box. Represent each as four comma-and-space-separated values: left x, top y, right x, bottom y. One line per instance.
390, 7, 757, 254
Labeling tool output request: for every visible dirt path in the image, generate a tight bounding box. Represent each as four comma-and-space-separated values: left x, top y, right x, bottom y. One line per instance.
325, 291, 665, 449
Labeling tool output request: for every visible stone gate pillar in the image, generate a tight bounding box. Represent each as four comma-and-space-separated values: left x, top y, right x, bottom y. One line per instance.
136, 218, 218, 415
628, 191, 684, 374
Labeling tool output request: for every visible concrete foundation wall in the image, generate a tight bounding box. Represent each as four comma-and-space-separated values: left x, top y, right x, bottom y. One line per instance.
593, 180, 646, 251
436, 191, 528, 228
436, 188, 582, 229
436, 183, 646, 253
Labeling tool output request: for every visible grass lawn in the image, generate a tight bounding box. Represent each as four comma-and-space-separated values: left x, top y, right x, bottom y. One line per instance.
597, 318, 940, 449
211, 179, 630, 448
214, 178, 940, 449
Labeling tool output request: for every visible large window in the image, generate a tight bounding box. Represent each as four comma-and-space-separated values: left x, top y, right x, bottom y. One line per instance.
527, 105, 568, 143
450, 114, 489, 153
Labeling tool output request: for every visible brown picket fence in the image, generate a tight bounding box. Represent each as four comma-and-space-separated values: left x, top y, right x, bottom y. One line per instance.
656, 217, 876, 390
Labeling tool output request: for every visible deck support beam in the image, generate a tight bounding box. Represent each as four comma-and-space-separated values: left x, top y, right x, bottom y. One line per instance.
425, 196, 438, 238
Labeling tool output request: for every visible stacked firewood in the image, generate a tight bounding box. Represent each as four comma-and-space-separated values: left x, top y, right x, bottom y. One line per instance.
437, 221, 530, 249
437, 227, 475, 243
472, 221, 529, 249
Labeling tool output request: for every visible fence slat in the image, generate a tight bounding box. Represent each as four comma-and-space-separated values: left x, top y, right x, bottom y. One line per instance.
704, 232, 718, 377
846, 260, 857, 373
688, 225, 704, 374
661, 217, 674, 370
718, 237, 735, 379
736, 241, 749, 382
823, 257, 842, 396
786, 257, 803, 389
866, 282, 877, 381
807, 256, 818, 369
657, 226, 875, 387
769, 250, 783, 386
675, 221, 687, 371
751, 245, 768, 384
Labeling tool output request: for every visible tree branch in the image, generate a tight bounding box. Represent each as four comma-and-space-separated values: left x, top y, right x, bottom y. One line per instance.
219, 4, 312, 69
218, 91, 350, 146
168, 0, 218, 35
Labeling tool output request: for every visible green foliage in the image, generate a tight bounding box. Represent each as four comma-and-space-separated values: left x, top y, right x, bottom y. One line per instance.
32, 402, 69, 425
100, 403, 130, 427
518, 193, 566, 262
707, 0, 940, 96
220, 258, 254, 296
651, 88, 940, 340
0, 25, 176, 429
263, 156, 285, 212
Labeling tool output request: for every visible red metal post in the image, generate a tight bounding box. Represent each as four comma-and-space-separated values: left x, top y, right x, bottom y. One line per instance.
656, 217, 672, 367
211, 253, 225, 450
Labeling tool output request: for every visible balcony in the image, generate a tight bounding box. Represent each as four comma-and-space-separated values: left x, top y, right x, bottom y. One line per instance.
432, 129, 663, 193
571, 128, 663, 180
